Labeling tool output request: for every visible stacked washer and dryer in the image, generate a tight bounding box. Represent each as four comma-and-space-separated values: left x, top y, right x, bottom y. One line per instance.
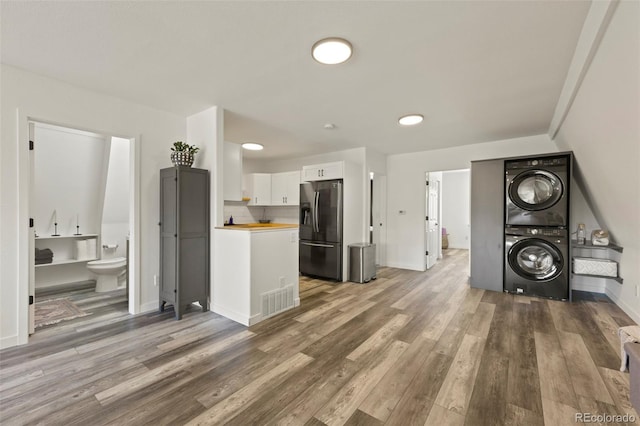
503, 154, 572, 300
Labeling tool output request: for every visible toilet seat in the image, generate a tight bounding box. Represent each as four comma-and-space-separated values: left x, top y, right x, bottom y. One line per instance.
87, 257, 126, 267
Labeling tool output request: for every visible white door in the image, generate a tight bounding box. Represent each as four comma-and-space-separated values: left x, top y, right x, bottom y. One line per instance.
371, 174, 387, 266
426, 176, 439, 269
29, 122, 36, 334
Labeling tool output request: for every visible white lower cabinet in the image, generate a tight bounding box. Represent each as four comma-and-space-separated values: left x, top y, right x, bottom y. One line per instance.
213, 228, 300, 326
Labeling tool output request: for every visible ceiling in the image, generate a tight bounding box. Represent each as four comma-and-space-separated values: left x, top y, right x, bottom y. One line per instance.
1, 1, 591, 160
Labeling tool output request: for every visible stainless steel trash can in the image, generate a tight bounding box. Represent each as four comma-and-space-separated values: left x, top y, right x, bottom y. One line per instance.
349, 243, 377, 283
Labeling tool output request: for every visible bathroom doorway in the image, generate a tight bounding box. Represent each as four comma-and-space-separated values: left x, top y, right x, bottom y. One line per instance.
27, 121, 139, 335
424, 169, 470, 269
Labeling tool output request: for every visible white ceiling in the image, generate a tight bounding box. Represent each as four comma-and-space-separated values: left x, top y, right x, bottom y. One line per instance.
1, 1, 591, 159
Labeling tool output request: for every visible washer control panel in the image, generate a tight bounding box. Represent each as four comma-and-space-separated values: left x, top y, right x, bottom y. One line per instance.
506, 156, 568, 170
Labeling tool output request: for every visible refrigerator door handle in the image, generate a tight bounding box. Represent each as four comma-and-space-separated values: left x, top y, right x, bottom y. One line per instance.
337, 182, 342, 239
314, 191, 320, 233
301, 242, 335, 248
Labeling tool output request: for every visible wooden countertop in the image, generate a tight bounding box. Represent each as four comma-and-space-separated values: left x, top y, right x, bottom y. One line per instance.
215, 223, 298, 231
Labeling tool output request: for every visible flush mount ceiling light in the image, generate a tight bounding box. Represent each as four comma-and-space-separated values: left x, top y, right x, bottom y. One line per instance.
241, 143, 264, 151
312, 37, 353, 65
398, 114, 424, 126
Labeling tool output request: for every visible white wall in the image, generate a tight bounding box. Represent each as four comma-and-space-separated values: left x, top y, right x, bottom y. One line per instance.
386, 134, 558, 270
553, 1, 640, 322
32, 123, 108, 287
102, 137, 130, 259
187, 106, 224, 312
1, 65, 186, 348
441, 170, 470, 250
34, 124, 107, 237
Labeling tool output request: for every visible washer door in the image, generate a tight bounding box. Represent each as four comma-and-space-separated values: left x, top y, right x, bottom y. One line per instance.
508, 239, 564, 281
508, 170, 563, 211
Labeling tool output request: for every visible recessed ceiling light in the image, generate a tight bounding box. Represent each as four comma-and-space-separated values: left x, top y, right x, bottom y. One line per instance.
241, 143, 264, 151
398, 114, 424, 126
312, 38, 352, 65
323, 123, 336, 130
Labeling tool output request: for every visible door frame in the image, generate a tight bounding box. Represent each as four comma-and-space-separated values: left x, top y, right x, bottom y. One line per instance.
423, 171, 444, 271
17, 110, 141, 344
370, 172, 387, 266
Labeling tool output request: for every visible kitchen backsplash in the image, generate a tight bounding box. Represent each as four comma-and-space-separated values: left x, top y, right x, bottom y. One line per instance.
223, 203, 299, 225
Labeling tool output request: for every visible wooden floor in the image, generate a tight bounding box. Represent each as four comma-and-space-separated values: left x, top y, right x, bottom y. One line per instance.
34, 283, 129, 335
1, 249, 637, 425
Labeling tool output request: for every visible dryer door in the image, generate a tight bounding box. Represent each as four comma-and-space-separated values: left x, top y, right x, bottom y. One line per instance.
508, 238, 564, 281
508, 170, 563, 211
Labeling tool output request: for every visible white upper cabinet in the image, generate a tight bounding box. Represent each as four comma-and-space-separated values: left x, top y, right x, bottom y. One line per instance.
271, 171, 301, 205
245, 173, 271, 206
302, 161, 343, 181
223, 142, 243, 201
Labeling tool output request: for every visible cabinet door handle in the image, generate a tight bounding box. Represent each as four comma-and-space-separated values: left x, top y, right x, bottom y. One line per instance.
317, 170, 320, 177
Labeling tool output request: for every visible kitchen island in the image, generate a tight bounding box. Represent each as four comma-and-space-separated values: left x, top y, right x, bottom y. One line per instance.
213, 223, 299, 326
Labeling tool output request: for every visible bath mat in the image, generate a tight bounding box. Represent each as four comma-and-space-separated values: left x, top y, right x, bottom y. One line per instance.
34, 298, 89, 328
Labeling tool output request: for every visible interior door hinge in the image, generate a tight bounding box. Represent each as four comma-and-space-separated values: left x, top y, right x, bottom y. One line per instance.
426, 181, 429, 186
29, 140, 34, 150
426, 216, 429, 220
29, 218, 34, 228
29, 295, 34, 305
426, 251, 429, 256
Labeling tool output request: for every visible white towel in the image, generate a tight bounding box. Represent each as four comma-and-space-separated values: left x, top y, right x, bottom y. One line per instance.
86, 238, 97, 260
75, 240, 88, 260
618, 325, 640, 371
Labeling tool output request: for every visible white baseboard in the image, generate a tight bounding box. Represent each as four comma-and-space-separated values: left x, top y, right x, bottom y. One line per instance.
606, 286, 640, 325
385, 261, 424, 272
0, 335, 19, 350
212, 303, 250, 326
140, 300, 159, 313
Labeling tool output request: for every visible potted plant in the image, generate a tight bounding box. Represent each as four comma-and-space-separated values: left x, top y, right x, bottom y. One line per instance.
170, 141, 199, 167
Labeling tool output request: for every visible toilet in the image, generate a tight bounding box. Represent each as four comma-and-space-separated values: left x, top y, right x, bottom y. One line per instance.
87, 257, 127, 292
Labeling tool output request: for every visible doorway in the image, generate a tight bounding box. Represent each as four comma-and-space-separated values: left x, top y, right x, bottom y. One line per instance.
425, 169, 471, 269
425, 172, 441, 269
369, 172, 387, 266
26, 120, 139, 336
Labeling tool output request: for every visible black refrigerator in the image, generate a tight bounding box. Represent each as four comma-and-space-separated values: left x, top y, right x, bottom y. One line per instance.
299, 179, 343, 281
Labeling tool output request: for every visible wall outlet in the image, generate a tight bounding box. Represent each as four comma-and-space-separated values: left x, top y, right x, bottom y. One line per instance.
279, 276, 286, 287
153, 274, 159, 287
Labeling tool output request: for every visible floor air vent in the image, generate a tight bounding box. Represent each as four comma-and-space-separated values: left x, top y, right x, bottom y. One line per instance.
262, 285, 294, 319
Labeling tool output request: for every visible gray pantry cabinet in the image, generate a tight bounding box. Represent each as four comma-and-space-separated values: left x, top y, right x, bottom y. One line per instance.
470, 158, 504, 292
159, 166, 210, 319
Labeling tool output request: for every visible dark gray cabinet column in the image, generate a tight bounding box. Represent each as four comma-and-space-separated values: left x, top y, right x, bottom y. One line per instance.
159, 166, 209, 319
470, 159, 504, 292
